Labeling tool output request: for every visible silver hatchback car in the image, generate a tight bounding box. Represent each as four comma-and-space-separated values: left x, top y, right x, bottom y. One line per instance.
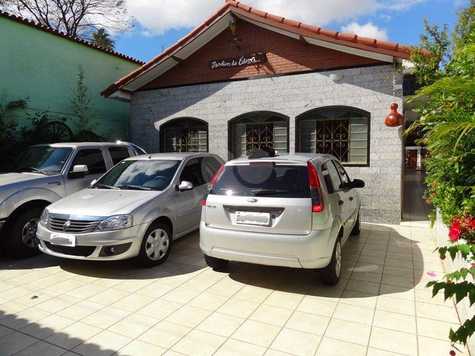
200, 154, 365, 285
37, 153, 224, 266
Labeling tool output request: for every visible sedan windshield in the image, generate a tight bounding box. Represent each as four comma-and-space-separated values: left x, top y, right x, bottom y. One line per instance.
94, 160, 180, 191
16, 146, 73, 175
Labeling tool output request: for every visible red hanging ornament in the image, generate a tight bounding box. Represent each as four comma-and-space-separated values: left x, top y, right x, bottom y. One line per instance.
384, 103, 404, 127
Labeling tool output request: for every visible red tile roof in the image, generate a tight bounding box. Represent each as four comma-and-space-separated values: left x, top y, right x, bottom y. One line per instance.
0, 11, 144, 65
102, 0, 420, 97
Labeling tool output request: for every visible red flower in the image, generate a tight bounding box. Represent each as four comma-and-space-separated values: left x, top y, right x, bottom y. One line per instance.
467, 217, 475, 230
449, 219, 462, 242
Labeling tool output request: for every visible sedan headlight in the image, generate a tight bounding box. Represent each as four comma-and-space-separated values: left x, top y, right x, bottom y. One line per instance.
96, 215, 133, 231
40, 209, 49, 225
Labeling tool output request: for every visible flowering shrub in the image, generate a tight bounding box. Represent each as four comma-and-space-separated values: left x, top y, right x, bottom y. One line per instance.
427, 216, 475, 345
410, 2, 475, 348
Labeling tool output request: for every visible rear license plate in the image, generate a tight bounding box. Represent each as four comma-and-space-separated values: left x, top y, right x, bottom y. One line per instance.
50, 233, 76, 247
235, 211, 271, 226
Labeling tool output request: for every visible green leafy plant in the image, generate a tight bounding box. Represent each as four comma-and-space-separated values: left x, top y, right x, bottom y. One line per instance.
409, 1, 475, 348
71, 66, 93, 132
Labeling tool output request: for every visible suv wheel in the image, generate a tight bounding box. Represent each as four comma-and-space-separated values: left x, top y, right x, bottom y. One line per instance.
204, 255, 228, 271
351, 213, 361, 236
135, 222, 172, 267
320, 237, 342, 285
4, 207, 42, 258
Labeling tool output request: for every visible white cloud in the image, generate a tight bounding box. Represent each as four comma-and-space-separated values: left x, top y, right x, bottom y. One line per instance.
126, 0, 425, 35
341, 22, 388, 40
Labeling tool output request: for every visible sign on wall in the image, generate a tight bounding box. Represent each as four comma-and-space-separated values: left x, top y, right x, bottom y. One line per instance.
209, 52, 267, 70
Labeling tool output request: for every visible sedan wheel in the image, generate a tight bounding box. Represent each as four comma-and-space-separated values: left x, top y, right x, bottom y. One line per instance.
136, 222, 172, 267
145, 228, 170, 261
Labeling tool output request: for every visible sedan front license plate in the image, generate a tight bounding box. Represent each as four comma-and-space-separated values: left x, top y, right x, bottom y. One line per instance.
235, 211, 271, 226
50, 233, 76, 247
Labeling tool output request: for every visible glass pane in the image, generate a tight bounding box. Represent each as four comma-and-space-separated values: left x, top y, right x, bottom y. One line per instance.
212, 164, 310, 198
298, 109, 369, 165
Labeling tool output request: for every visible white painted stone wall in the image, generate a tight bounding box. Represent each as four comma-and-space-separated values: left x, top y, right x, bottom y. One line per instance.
129, 64, 404, 223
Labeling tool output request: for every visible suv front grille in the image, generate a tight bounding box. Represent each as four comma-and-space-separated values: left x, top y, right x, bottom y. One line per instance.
48, 217, 100, 233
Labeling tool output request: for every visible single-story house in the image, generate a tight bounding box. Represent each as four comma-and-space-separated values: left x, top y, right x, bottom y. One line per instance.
103, 0, 418, 224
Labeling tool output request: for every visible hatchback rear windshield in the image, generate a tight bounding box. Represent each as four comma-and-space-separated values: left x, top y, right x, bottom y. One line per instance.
211, 163, 310, 198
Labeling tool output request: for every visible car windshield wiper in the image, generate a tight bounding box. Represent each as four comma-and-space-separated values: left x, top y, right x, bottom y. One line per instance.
117, 185, 152, 191
16, 167, 48, 175
94, 183, 117, 190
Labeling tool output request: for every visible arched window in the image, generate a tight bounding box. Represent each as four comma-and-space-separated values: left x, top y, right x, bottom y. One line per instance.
228, 111, 289, 159
160, 118, 208, 153
296, 107, 370, 166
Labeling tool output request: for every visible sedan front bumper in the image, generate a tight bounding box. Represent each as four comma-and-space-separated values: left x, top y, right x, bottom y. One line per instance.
37, 222, 144, 261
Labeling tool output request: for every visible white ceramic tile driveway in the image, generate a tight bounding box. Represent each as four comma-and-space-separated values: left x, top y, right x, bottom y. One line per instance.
0, 224, 467, 356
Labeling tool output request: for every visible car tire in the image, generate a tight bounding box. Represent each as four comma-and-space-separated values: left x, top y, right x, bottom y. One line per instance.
135, 221, 172, 268
3, 207, 42, 259
204, 255, 228, 271
351, 212, 361, 236
320, 236, 342, 286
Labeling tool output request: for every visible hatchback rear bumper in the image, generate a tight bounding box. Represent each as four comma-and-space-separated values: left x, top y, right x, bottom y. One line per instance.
200, 222, 333, 269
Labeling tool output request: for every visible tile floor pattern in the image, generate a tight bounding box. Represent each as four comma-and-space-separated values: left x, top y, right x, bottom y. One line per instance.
0, 224, 468, 356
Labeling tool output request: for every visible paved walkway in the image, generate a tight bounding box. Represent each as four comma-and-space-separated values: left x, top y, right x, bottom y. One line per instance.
0, 224, 467, 356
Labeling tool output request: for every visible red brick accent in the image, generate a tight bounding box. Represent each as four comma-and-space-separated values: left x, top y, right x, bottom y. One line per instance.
141, 20, 381, 90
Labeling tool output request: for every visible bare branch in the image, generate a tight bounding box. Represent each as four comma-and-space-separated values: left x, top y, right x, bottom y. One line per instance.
0, 0, 129, 37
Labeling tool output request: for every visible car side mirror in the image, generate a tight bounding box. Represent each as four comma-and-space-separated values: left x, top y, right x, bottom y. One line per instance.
178, 180, 193, 191
341, 179, 365, 191
90, 179, 97, 188
351, 179, 365, 189
69, 164, 88, 178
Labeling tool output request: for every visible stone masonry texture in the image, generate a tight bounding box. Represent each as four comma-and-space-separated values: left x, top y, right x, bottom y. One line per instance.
129, 64, 404, 224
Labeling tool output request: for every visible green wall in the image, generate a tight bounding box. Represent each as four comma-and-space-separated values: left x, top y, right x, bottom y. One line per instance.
0, 16, 140, 140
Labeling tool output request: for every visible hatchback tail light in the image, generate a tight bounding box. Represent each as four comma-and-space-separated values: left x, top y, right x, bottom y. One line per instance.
202, 164, 225, 208
210, 164, 225, 188
307, 161, 324, 213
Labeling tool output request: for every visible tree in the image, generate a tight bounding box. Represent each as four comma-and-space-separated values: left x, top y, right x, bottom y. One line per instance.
70, 67, 92, 132
91, 28, 114, 50
454, 0, 475, 50
0, 0, 128, 38
409, 1, 475, 349
410, 20, 450, 86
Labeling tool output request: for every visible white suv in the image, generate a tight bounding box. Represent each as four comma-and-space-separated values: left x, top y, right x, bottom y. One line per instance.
200, 153, 365, 285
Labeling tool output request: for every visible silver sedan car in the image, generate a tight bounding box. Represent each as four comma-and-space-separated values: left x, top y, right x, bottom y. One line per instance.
37, 153, 224, 266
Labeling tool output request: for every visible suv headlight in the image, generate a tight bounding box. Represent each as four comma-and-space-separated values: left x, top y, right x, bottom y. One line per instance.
40, 209, 49, 225
96, 215, 133, 231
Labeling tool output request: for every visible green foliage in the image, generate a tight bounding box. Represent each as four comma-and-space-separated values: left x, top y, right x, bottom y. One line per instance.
410, 20, 450, 86
91, 28, 115, 50
454, 0, 475, 50
70, 66, 92, 132
410, 1, 475, 348
427, 237, 475, 345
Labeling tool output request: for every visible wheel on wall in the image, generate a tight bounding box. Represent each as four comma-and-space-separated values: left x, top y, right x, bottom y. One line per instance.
351, 212, 361, 236
135, 221, 172, 267
3, 207, 43, 259
204, 255, 228, 272
320, 236, 342, 286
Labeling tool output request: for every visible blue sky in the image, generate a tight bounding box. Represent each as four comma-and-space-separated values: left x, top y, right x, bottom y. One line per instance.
115, 0, 466, 62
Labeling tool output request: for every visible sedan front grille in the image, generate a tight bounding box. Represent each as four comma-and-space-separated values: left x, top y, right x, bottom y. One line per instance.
48, 217, 100, 233
45, 242, 96, 257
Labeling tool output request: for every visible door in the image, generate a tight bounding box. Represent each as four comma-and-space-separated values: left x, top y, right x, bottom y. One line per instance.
173, 158, 207, 234
108, 146, 132, 166
65, 148, 108, 195
332, 160, 356, 235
